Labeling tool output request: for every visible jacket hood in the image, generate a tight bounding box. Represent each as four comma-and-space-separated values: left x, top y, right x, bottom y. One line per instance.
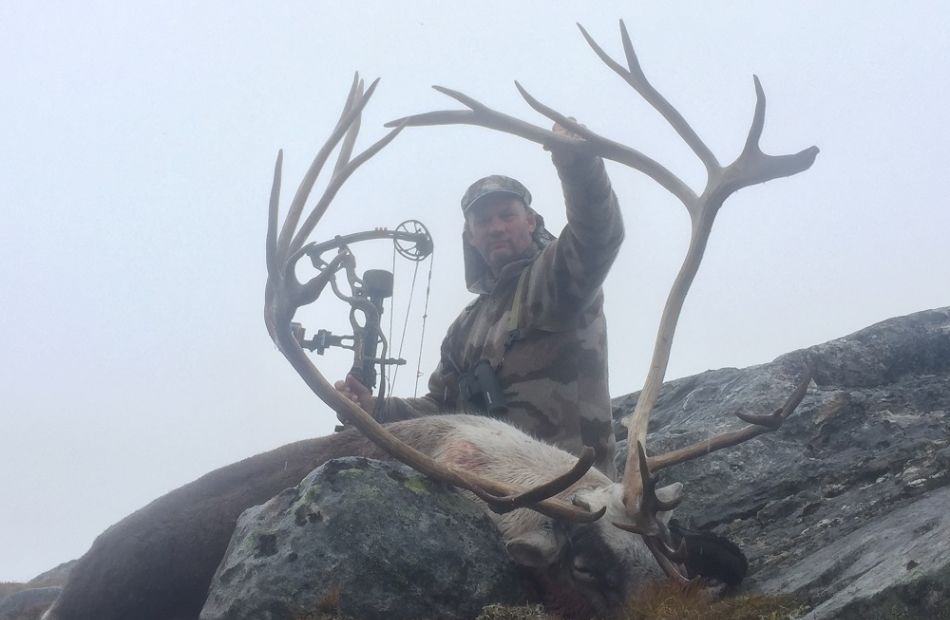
463, 210, 557, 294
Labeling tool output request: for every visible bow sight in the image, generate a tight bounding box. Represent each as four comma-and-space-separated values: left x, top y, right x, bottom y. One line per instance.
290, 220, 433, 396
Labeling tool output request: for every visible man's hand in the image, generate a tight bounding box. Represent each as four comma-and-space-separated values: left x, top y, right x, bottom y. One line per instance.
334, 374, 377, 423
545, 119, 587, 168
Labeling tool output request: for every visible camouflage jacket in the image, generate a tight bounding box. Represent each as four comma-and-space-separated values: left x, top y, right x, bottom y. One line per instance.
377, 155, 623, 477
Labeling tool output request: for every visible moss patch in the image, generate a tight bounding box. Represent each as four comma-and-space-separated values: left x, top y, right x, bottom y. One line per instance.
402, 476, 430, 496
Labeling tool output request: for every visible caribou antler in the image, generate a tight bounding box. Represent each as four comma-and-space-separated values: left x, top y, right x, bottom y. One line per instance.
387, 20, 818, 580
264, 73, 604, 524
647, 359, 815, 472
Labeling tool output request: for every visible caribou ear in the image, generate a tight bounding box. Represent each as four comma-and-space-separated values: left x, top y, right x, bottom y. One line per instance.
506, 530, 562, 568
654, 482, 684, 524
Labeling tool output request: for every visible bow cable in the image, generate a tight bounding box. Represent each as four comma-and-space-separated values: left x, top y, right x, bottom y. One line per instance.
385, 241, 434, 397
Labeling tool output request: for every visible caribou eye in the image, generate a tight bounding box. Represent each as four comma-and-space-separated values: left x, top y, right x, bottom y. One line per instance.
571, 558, 600, 584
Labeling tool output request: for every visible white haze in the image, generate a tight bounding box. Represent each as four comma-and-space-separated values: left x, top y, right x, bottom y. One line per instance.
1, 1, 948, 581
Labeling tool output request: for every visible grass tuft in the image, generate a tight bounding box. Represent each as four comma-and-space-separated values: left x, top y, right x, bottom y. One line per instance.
619, 580, 804, 620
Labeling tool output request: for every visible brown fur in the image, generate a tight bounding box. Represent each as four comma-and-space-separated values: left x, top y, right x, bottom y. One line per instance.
43, 430, 389, 620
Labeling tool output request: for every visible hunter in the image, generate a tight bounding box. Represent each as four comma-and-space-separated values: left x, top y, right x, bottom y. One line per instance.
337, 126, 624, 477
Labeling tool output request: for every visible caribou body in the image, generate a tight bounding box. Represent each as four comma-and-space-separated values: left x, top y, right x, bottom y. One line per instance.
43, 416, 671, 620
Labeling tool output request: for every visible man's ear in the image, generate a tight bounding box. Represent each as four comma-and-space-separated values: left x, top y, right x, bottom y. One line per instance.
525, 207, 537, 234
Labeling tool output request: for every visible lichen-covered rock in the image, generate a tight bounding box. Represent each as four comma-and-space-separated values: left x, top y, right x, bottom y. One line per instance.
612, 306, 950, 617
200, 456, 531, 620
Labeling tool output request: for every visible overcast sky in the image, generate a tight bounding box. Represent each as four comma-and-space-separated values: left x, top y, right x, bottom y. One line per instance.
2, 1, 948, 582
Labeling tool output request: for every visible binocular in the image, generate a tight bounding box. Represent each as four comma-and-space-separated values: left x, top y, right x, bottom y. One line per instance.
458, 358, 508, 416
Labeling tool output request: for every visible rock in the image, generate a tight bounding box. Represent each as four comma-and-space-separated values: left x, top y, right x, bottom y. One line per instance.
612, 306, 950, 617
759, 486, 950, 619
200, 456, 531, 620
26, 561, 75, 589
0, 587, 61, 620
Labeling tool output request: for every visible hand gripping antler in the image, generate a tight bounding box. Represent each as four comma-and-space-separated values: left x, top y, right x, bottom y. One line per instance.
386, 21, 818, 580
264, 74, 603, 523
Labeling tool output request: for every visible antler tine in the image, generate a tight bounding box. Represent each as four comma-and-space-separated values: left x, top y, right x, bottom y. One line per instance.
644, 538, 692, 584
265, 149, 284, 278
331, 96, 362, 180
513, 81, 694, 205
613, 442, 682, 536
276, 75, 379, 260
648, 361, 814, 472
615, 20, 719, 174
430, 84, 491, 113
275, 74, 360, 258
721, 76, 820, 193
606, 441, 690, 581
636, 442, 682, 513
288, 118, 404, 255
387, 86, 578, 151
578, 21, 719, 176
472, 447, 605, 515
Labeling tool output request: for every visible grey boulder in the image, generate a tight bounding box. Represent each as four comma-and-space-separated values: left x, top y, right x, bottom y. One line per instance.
200, 456, 530, 620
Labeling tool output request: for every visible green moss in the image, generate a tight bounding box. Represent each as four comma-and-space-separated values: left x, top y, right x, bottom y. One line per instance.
303, 485, 323, 503
354, 484, 384, 500
402, 476, 430, 495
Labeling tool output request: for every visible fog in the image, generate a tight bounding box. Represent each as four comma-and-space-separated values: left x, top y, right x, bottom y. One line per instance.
2, 1, 948, 581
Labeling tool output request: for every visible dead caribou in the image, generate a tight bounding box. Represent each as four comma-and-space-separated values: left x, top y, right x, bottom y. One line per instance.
42, 21, 816, 620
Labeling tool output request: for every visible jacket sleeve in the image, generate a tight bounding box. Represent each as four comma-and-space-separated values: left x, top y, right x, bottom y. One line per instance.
525, 154, 624, 331
372, 361, 456, 423
371, 319, 463, 423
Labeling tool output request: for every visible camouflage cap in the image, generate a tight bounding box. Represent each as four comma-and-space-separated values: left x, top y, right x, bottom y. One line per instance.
460, 175, 532, 214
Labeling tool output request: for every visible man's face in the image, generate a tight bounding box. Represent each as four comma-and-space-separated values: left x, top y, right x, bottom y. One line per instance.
466, 195, 538, 273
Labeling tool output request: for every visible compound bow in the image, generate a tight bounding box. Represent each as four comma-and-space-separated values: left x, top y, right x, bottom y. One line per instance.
289, 219, 433, 408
